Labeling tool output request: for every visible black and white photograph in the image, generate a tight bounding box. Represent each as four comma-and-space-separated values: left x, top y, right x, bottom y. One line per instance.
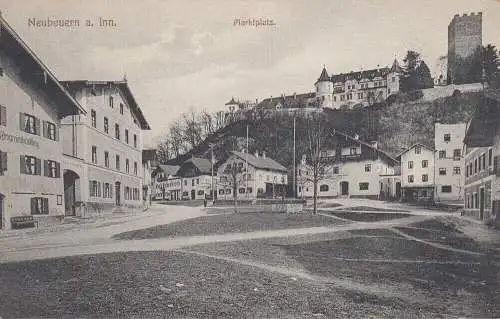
0, 0, 499, 318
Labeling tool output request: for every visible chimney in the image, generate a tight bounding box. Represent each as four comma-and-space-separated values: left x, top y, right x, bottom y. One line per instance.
254, 151, 259, 158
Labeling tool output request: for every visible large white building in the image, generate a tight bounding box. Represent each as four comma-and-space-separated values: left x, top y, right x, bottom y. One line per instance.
152, 164, 181, 200
59, 80, 150, 217
0, 15, 85, 229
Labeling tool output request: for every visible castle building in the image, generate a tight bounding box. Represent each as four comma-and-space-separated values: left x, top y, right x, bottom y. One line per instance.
315, 60, 402, 109
59, 80, 151, 217
447, 12, 482, 84
0, 15, 85, 229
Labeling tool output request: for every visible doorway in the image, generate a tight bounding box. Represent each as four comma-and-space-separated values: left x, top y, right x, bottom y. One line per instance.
396, 182, 401, 199
115, 182, 121, 206
191, 189, 196, 200
340, 181, 349, 196
63, 170, 80, 216
480, 188, 485, 220
0, 193, 4, 229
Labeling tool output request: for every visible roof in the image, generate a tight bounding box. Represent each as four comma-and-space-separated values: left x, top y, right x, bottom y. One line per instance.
142, 149, 157, 162
464, 89, 500, 147
60, 80, 150, 130
330, 67, 391, 83
256, 92, 316, 109
395, 143, 434, 160
232, 151, 288, 172
0, 15, 85, 117
158, 164, 180, 176
184, 157, 212, 174
390, 59, 402, 73
316, 67, 330, 83
225, 97, 238, 105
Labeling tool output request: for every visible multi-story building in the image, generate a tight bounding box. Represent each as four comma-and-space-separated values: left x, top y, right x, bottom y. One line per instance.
152, 164, 180, 200
447, 12, 482, 84
297, 132, 398, 199
217, 151, 288, 200
177, 157, 213, 200
397, 143, 435, 203
59, 80, 150, 216
0, 15, 85, 229
434, 122, 466, 204
315, 60, 402, 109
142, 148, 156, 208
463, 89, 500, 224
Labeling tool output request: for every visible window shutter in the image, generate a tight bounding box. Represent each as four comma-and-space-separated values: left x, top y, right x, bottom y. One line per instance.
89, 180, 93, 197
55, 125, 59, 141
19, 155, 26, 174
35, 118, 41, 135
30, 197, 37, 215
0, 151, 6, 172
102, 182, 105, 198
98, 181, 101, 197
42, 120, 47, 138
110, 184, 113, 198
0, 105, 6, 126
43, 198, 49, 214
19, 112, 25, 131
35, 158, 41, 175
55, 162, 61, 178
43, 160, 48, 177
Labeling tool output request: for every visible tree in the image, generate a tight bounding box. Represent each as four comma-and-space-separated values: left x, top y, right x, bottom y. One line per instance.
415, 61, 434, 89
401, 50, 433, 91
449, 44, 499, 85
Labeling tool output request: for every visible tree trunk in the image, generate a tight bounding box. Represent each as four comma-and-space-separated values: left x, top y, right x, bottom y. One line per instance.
313, 169, 318, 214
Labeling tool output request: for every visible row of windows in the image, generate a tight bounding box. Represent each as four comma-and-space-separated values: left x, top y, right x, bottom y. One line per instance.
90, 109, 138, 147
218, 187, 255, 195
438, 149, 462, 159
302, 182, 370, 192
466, 149, 493, 178
0, 152, 61, 178
89, 180, 113, 198
124, 187, 140, 201
408, 174, 428, 183
335, 80, 388, 91
407, 160, 428, 169
465, 193, 480, 209
90, 146, 138, 175
14, 112, 58, 141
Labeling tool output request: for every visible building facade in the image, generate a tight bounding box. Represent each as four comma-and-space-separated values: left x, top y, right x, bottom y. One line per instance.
0, 16, 85, 229
297, 132, 398, 199
142, 149, 156, 208
152, 164, 180, 200
397, 144, 435, 203
463, 147, 493, 220
59, 80, 150, 217
176, 157, 213, 201
217, 151, 288, 200
434, 122, 466, 204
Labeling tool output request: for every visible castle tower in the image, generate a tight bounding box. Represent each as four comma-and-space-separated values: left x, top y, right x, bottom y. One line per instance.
314, 66, 333, 108
387, 58, 401, 95
447, 12, 482, 84
225, 97, 239, 112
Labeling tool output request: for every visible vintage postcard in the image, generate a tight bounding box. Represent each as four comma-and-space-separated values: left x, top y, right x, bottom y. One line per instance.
0, 0, 499, 318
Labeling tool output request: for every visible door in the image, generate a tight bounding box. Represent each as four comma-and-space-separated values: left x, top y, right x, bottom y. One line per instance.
340, 182, 349, 196
191, 189, 196, 200
0, 194, 3, 229
115, 182, 121, 206
396, 182, 401, 199
480, 188, 485, 220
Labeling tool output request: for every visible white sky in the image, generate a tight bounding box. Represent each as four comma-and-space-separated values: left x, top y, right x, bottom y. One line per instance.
1, 0, 499, 147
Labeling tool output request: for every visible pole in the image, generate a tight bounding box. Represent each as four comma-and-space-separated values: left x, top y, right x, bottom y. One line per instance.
210, 144, 215, 205
246, 124, 249, 198
293, 116, 296, 198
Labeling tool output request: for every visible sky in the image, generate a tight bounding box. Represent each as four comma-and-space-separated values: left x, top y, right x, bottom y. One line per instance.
1, 0, 499, 147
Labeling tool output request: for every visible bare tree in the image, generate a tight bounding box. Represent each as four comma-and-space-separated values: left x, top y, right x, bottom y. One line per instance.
169, 119, 185, 158
182, 109, 204, 149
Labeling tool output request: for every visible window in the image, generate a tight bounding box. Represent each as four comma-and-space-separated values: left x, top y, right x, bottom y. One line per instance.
415, 146, 421, 154
453, 149, 461, 159
31, 197, 48, 215
109, 96, 114, 108
104, 151, 109, 168
225, 189, 231, 194
439, 168, 446, 175
104, 117, 109, 133
104, 183, 112, 198
219, 189, 224, 195
44, 160, 60, 178
474, 158, 478, 173
125, 129, 129, 144
482, 154, 486, 169
320, 184, 329, 192
247, 187, 253, 193
134, 134, 137, 148
408, 161, 413, 169
408, 175, 414, 183
134, 162, 138, 175
45, 121, 57, 141
239, 187, 245, 194
0, 150, 7, 175
359, 182, 369, 190
453, 167, 461, 175
198, 190, 204, 196
196, 178, 199, 185
489, 149, 493, 166
441, 185, 452, 193
21, 113, 38, 135
0, 105, 6, 126
91, 146, 97, 164
444, 134, 451, 142
422, 174, 428, 182
365, 164, 371, 172
126, 159, 130, 173
422, 160, 428, 168
184, 180, 187, 186
116, 155, 120, 170
91, 109, 96, 128
22, 155, 40, 175
120, 103, 124, 115
350, 147, 358, 155
439, 150, 446, 159
115, 124, 120, 139
333, 167, 339, 174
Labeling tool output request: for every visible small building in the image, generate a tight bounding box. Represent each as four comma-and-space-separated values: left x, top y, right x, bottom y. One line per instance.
297, 131, 398, 199
152, 164, 180, 200
463, 146, 493, 220
177, 157, 213, 200
396, 143, 435, 203
434, 122, 466, 204
217, 151, 288, 200
0, 15, 85, 229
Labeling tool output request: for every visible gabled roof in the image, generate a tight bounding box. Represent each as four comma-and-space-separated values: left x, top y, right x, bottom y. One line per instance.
60, 80, 150, 130
395, 143, 434, 160
225, 97, 238, 105
158, 164, 180, 176
232, 151, 288, 172
0, 15, 85, 118
183, 157, 212, 174
256, 92, 316, 109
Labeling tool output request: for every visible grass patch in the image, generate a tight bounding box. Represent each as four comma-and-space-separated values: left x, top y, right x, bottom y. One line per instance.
0, 251, 448, 318
113, 213, 346, 240
325, 211, 413, 222
409, 218, 462, 233
348, 228, 404, 238
318, 202, 343, 208
342, 206, 410, 212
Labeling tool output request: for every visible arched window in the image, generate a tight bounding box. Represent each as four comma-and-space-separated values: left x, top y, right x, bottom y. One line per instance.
320, 184, 329, 192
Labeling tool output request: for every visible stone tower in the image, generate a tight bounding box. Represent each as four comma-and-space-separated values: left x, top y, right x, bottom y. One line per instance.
314, 66, 333, 108
447, 12, 482, 83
